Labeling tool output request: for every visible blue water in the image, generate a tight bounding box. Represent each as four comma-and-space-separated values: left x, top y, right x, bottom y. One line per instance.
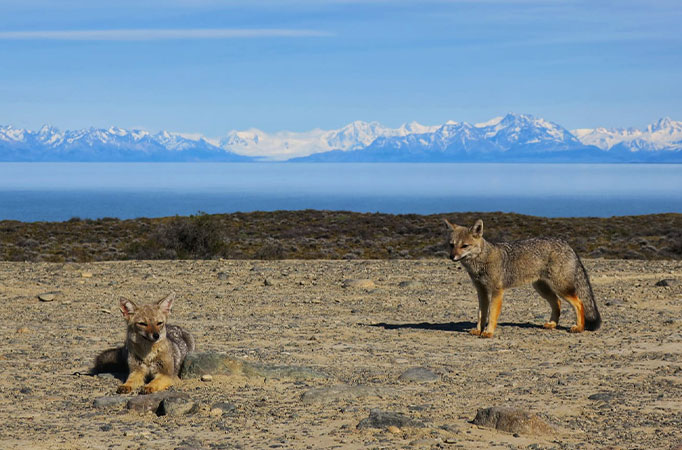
0, 163, 680, 221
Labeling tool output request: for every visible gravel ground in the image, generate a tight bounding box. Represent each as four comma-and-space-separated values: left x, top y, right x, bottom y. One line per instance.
0, 259, 681, 449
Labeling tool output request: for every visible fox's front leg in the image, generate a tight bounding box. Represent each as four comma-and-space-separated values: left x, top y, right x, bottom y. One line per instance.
481, 289, 504, 338
141, 373, 175, 394
471, 285, 490, 336
117, 369, 146, 394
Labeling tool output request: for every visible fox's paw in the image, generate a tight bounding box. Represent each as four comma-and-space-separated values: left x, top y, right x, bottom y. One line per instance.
480, 331, 494, 339
469, 329, 482, 336
116, 384, 133, 394
140, 385, 160, 395
569, 325, 584, 333
543, 321, 557, 329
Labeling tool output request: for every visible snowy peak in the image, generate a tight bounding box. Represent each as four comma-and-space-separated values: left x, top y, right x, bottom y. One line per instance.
0, 124, 251, 162
572, 118, 682, 152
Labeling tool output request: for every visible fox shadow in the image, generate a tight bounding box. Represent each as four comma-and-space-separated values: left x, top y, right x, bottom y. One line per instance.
367, 321, 548, 333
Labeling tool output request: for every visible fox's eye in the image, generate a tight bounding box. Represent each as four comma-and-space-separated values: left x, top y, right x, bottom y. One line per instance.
137, 322, 147, 327
157, 322, 164, 327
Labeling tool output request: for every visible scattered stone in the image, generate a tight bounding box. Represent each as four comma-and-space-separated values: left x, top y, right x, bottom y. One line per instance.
588, 392, 616, 402
93, 395, 129, 409
398, 280, 423, 289
472, 407, 554, 435
200, 374, 213, 382
357, 409, 425, 430
159, 396, 197, 416
300, 384, 380, 405
180, 352, 328, 381
655, 279, 677, 287
38, 292, 60, 302
81, 272, 93, 278
126, 391, 190, 414
398, 367, 440, 383
212, 401, 237, 415
342, 279, 376, 290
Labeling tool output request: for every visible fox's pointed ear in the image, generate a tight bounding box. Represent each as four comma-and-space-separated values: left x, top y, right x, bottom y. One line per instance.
444, 218, 456, 230
470, 219, 483, 238
157, 292, 175, 315
119, 297, 137, 320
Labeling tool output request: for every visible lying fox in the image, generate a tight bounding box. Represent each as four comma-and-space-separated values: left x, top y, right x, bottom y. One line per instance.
93, 293, 195, 394
445, 219, 601, 338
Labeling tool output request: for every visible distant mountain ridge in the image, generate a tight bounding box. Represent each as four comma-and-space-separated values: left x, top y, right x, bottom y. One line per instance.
0, 125, 252, 162
1, 114, 681, 162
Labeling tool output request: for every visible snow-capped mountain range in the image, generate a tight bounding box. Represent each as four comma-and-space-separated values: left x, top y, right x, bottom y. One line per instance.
1, 114, 681, 162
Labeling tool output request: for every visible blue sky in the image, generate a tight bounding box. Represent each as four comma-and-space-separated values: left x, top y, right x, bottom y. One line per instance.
1, 0, 681, 136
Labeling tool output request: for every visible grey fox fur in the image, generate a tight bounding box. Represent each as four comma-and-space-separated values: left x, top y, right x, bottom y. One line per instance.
446, 218, 601, 338
93, 292, 195, 394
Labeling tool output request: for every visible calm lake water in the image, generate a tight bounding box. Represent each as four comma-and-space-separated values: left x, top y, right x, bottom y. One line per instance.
1, 163, 680, 221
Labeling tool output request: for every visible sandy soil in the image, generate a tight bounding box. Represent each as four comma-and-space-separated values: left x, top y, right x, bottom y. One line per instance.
0, 258, 681, 449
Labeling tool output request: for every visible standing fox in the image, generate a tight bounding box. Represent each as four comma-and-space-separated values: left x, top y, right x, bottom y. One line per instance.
93, 293, 195, 394
445, 219, 601, 338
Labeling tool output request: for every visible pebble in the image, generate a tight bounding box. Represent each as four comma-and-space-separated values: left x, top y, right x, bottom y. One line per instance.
301, 384, 379, 404
342, 279, 376, 290
127, 391, 190, 414
356, 409, 425, 429
398, 367, 440, 383
159, 396, 197, 416
38, 292, 59, 302
472, 406, 554, 435
93, 395, 129, 409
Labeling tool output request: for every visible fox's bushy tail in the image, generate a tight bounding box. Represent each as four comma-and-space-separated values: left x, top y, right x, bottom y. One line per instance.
575, 256, 601, 331
92, 346, 128, 374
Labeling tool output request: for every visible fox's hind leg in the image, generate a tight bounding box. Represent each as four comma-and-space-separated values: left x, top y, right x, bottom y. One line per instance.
533, 281, 561, 329
562, 293, 585, 333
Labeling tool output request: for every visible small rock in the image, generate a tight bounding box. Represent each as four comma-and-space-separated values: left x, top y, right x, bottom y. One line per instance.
200, 374, 213, 382
158, 396, 197, 416
398, 367, 440, 383
301, 384, 380, 404
38, 292, 60, 302
398, 280, 423, 289
472, 407, 554, 435
212, 401, 237, 415
93, 395, 129, 409
655, 279, 677, 287
81, 272, 93, 278
126, 391, 190, 414
588, 392, 616, 402
357, 409, 425, 429
342, 279, 376, 290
